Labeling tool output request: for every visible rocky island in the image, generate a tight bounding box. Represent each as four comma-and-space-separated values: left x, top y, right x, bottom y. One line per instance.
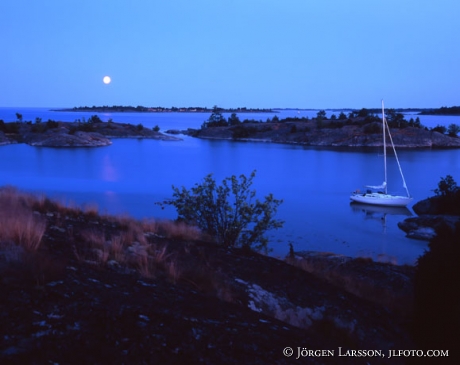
0, 116, 180, 147
176, 107, 460, 148
184, 122, 460, 148
56, 105, 275, 113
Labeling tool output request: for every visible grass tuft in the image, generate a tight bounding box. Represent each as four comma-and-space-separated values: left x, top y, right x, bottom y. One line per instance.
0, 186, 233, 303
0, 187, 46, 252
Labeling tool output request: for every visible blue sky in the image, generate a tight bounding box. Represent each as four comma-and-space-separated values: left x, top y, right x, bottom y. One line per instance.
1, 0, 459, 109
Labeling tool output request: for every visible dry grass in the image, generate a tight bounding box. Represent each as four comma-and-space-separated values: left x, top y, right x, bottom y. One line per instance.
144, 219, 201, 241
136, 255, 155, 279
0, 187, 46, 252
0, 186, 231, 300
109, 235, 125, 262
83, 202, 99, 218
0, 187, 70, 286
78, 223, 183, 282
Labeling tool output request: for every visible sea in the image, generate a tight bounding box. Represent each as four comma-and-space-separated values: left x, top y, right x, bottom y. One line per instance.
1, 107, 460, 265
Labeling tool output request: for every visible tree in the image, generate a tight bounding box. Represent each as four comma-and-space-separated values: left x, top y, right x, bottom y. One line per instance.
316, 110, 326, 129
228, 113, 241, 126
338, 112, 347, 120
432, 175, 460, 215
88, 115, 103, 124
447, 123, 460, 137
316, 110, 327, 120
201, 105, 228, 128
166, 171, 284, 252
432, 124, 447, 134
15, 113, 23, 122
386, 109, 406, 128
433, 175, 458, 197
357, 108, 369, 118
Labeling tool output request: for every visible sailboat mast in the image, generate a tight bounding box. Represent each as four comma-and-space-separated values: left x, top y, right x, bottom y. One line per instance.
382, 100, 388, 194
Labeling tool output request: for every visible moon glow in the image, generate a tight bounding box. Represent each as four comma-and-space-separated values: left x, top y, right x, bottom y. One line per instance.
103, 76, 111, 84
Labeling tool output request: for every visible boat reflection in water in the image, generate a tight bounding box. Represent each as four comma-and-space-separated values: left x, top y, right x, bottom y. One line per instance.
350, 202, 412, 233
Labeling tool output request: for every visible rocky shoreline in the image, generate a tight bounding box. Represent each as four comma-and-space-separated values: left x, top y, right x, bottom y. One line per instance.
177, 122, 460, 148
1, 188, 416, 364
398, 196, 460, 240
0, 120, 181, 148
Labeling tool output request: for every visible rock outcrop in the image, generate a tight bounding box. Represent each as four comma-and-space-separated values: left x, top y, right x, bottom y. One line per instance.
398, 197, 460, 240
1, 191, 414, 364
0, 120, 181, 148
25, 130, 112, 147
0, 131, 12, 146
183, 123, 460, 148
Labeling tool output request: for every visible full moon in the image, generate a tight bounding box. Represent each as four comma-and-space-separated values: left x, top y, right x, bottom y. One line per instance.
103, 76, 111, 84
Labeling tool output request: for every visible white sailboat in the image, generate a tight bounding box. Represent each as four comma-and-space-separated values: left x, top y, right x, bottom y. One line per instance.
350, 101, 413, 207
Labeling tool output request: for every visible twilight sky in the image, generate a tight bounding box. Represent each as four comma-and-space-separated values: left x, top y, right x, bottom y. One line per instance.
1, 0, 459, 109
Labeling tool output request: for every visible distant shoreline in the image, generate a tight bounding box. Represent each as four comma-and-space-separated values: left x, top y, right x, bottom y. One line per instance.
54, 106, 276, 113
50, 106, 460, 115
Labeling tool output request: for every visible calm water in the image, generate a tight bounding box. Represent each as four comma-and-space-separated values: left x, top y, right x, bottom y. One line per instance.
1, 107, 460, 264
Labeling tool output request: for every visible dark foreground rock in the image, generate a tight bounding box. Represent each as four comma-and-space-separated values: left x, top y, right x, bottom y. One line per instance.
287, 251, 414, 317
398, 197, 460, 240
398, 215, 460, 240
1, 208, 414, 364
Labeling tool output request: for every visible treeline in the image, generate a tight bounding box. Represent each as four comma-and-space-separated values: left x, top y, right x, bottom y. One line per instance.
0, 114, 161, 136
202, 106, 423, 129
200, 106, 460, 137
419, 106, 460, 116
0, 114, 104, 134
67, 105, 274, 113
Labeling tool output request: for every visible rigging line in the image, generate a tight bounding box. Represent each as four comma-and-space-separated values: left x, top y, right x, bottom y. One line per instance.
383, 117, 411, 197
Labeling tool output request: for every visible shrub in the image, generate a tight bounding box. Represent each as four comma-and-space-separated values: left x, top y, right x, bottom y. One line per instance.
46, 119, 59, 129
77, 121, 95, 132
231, 125, 258, 139
413, 222, 460, 349
432, 124, 447, 134
447, 123, 460, 137
166, 171, 284, 252
363, 122, 381, 134
2, 122, 20, 134
433, 175, 458, 197
88, 115, 103, 124
152, 125, 160, 132
432, 175, 460, 214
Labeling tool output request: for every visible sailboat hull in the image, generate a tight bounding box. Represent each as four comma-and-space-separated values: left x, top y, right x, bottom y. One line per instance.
350, 192, 413, 207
